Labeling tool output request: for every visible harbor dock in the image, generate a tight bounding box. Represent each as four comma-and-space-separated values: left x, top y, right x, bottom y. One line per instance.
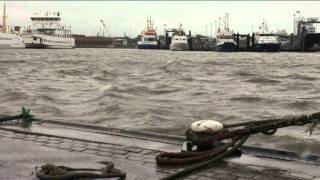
0, 118, 319, 180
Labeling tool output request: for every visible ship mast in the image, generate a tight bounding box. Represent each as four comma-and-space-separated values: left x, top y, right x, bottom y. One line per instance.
261, 18, 268, 34
147, 16, 153, 30
2, 2, 7, 33
150, 16, 153, 30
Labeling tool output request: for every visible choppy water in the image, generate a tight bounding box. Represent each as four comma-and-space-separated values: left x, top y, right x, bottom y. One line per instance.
1, 49, 320, 141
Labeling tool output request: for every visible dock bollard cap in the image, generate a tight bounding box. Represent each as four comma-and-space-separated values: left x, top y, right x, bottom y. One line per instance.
191, 120, 224, 133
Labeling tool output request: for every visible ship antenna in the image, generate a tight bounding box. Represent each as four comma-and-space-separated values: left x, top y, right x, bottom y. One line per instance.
224, 13, 227, 30
227, 13, 229, 30
218, 17, 221, 33
265, 19, 268, 33
150, 16, 153, 30
149, 16, 151, 30
2, 2, 7, 33
226, 13, 229, 30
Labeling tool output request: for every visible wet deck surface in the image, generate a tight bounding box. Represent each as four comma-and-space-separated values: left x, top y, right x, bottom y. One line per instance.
0, 122, 319, 180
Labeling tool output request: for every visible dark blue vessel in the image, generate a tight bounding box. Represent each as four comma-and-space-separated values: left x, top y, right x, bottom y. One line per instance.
215, 42, 238, 52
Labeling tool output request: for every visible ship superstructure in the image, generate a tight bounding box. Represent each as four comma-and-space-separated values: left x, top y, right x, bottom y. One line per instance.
253, 19, 280, 52
137, 17, 159, 49
214, 13, 238, 52
23, 11, 75, 49
169, 24, 189, 51
0, 3, 24, 48
292, 15, 320, 51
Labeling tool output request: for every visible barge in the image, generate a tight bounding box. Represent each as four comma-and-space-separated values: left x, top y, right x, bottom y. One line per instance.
73, 34, 113, 48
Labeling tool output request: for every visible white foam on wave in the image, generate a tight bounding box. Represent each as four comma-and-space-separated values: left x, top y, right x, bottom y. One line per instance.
99, 84, 115, 92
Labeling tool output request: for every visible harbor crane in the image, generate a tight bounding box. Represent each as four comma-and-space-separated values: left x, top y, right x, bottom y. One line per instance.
100, 19, 111, 37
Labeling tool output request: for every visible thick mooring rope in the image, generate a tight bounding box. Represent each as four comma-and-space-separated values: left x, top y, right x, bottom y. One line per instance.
160, 135, 248, 180
36, 161, 126, 180
156, 137, 241, 165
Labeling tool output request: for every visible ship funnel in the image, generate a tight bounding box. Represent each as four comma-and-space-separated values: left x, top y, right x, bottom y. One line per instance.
2, 3, 7, 33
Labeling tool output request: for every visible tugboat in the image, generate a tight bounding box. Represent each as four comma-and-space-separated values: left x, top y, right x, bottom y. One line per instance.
169, 24, 189, 51
23, 11, 75, 49
253, 20, 280, 52
137, 17, 159, 49
214, 13, 238, 52
0, 3, 24, 48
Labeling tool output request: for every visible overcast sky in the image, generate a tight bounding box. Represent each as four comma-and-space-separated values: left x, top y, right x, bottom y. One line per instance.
1, 1, 320, 37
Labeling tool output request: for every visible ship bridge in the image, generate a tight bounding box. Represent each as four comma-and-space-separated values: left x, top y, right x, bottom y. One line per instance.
28, 11, 72, 38
30, 11, 62, 30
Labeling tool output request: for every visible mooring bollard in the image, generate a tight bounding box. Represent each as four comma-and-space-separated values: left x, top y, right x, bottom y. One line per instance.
156, 112, 320, 180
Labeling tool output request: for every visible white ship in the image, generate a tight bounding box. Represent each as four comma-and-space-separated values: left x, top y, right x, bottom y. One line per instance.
253, 20, 280, 52
23, 11, 75, 49
137, 17, 159, 49
214, 13, 238, 52
0, 3, 24, 48
169, 24, 189, 51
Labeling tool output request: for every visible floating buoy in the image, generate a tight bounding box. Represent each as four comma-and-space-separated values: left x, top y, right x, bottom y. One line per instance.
190, 120, 224, 133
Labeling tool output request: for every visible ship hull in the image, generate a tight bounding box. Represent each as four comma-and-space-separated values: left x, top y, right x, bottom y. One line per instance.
0, 33, 25, 48
137, 38, 159, 49
137, 44, 159, 49
254, 44, 280, 52
73, 35, 114, 48
24, 43, 74, 49
170, 43, 189, 51
23, 34, 75, 49
0, 43, 25, 48
214, 42, 238, 52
